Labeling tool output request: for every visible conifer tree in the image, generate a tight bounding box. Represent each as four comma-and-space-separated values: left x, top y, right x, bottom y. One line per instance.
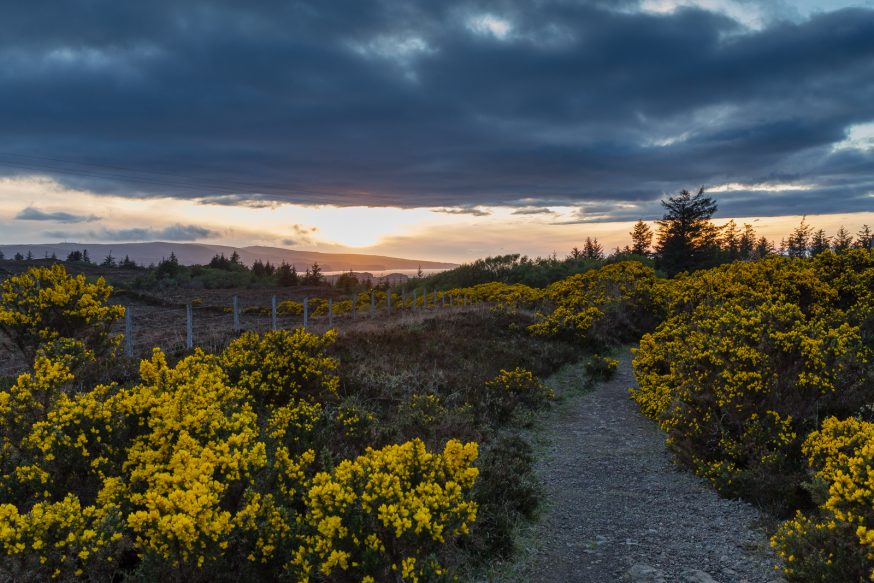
630, 220, 653, 256
832, 226, 853, 252
809, 229, 831, 256
654, 187, 719, 275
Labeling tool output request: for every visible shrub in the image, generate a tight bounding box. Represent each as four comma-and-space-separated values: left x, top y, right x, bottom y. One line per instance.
293, 439, 479, 582
530, 261, 663, 348
632, 256, 873, 509
0, 264, 124, 367
584, 354, 619, 384
772, 417, 874, 581
484, 368, 554, 425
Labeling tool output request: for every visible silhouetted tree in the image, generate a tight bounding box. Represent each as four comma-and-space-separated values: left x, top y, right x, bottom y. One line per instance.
13, 252, 24, 261
654, 187, 719, 275
857, 225, 873, 250
101, 252, 117, 268
754, 236, 774, 259
582, 237, 604, 260
809, 229, 831, 256
630, 220, 653, 256
720, 219, 740, 261
738, 224, 757, 260
786, 217, 812, 258
833, 226, 854, 252
66, 250, 83, 262
568, 246, 583, 260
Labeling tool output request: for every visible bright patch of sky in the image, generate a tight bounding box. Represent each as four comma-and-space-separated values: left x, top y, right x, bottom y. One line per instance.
637, 0, 874, 29
466, 14, 513, 39
833, 121, 874, 153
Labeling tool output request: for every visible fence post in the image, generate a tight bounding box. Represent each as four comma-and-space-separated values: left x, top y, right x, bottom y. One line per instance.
387, 287, 391, 316
233, 295, 240, 332
328, 298, 333, 327
423, 288, 427, 309
186, 303, 193, 349
402, 288, 406, 310
125, 307, 133, 357
370, 289, 375, 319
303, 297, 309, 330
271, 295, 277, 331
433, 289, 437, 307
352, 296, 357, 320
441, 292, 445, 308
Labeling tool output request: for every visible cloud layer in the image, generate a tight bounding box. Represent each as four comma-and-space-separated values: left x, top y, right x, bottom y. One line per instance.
0, 1, 873, 221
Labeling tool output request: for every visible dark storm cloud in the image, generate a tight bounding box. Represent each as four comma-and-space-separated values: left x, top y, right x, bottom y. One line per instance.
1, 1, 873, 218
45, 224, 216, 241
16, 206, 100, 223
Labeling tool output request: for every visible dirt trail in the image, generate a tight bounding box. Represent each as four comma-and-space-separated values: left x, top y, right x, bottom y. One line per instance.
500, 349, 780, 583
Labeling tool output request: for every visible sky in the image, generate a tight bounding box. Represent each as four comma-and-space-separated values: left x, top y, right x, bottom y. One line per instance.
1, 0, 873, 262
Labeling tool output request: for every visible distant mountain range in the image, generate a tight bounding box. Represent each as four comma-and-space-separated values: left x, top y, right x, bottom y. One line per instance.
0, 242, 457, 272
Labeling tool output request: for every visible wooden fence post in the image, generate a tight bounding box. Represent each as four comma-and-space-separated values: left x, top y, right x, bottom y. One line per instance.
387, 287, 391, 316
271, 296, 277, 331
370, 289, 375, 318
303, 297, 309, 330
233, 295, 240, 332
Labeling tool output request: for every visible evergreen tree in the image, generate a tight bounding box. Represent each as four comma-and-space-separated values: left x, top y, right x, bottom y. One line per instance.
786, 217, 812, 258
720, 219, 740, 261
25, 251, 33, 261
832, 226, 854, 252
856, 225, 873, 250
230, 250, 242, 265
809, 229, 831, 256
654, 187, 719, 275
738, 223, 757, 260
568, 246, 583, 260
101, 252, 117, 268
66, 250, 83, 262
754, 236, 774, 259
82, 249, 91, 264
582, 237, 604, 260
630, 220, 653, 256
14, 252, 24, 261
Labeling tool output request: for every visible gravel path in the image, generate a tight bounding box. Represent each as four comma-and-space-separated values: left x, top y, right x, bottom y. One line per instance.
501, 349, 781, 583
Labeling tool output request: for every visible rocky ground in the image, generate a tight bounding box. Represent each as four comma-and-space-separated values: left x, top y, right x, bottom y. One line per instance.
493, 349, 783, 583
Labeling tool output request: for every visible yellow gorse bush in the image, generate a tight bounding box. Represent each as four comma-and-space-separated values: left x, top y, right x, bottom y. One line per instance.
772, 417, 874, 581
294, 438, 478, 582
529, 261, 663, 347
0, 264, 124, 366
632, 255, 873, 506
0, 318, 480, 580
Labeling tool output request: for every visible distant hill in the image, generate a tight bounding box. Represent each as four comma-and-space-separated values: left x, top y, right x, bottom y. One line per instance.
0, 242, 457, 272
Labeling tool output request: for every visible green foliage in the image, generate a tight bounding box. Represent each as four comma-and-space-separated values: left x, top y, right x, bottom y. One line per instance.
654, 187, 720, 276
632, 254, 874, 510
0, 264, 124, 367
529, 261, 663, 348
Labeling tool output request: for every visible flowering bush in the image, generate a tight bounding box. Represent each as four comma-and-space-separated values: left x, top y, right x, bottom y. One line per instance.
632, 256, 873, 508
0, 327, 480, 581
530, 261, 663, 348
0, 264, 124, 367
293, 439, 478, 582
584, 354, 619, 384
772, 417, 874, 581
485, 368, 554, 424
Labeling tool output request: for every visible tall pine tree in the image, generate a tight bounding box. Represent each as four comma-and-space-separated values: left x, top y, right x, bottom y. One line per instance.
654, 187, 719, 275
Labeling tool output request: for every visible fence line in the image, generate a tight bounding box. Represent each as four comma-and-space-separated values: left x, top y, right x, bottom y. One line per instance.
117, 290, 488, 359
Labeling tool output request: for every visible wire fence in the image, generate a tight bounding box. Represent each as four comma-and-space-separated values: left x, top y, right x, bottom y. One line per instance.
119, 289, 485, 359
